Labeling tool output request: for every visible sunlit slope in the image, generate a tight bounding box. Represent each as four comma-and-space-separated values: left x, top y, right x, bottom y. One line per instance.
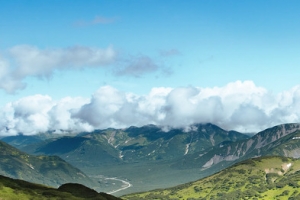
123, 156, 300, 200
0, 140, 95, 188
0, 174, 121, 200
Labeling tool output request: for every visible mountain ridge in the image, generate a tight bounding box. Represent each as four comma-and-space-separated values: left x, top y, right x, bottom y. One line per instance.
2, 123, 300, 196
172, 123, 300, 170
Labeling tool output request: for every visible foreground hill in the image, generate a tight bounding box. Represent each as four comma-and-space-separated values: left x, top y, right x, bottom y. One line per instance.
123, 156, 300, 200
0, 140, 95, 188
0, 174, 121, 200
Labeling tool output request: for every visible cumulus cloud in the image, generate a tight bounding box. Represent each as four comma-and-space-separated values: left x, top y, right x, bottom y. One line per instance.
0, 45, 116, 93
2, 80, 300, 135
0, 95, 91, 135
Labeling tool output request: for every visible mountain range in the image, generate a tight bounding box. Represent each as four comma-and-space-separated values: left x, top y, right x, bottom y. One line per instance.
2, 123, 300, 196
13, 123, 249, 166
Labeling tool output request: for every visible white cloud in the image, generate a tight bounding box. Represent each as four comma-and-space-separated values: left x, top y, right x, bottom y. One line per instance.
0, 95, 91, 135
48, 96, 91, 132
0, 45, 116, 93
73, 86, 126, 128
1, 95, 54, 135
10, 45, 116, 78
2, 80, 300, 135
0, 56, 25, 93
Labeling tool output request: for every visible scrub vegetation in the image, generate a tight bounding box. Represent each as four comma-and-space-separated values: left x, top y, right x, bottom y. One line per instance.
123, 156, 300, 200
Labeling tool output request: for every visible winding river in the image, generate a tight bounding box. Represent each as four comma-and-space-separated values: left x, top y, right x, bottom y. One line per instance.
105, 177, 132, 194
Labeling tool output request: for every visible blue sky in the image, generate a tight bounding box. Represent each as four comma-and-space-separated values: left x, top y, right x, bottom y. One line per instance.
1, 1, 300, 134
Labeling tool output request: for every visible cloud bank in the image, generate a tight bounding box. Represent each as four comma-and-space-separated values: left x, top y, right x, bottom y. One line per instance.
1, 80, 300, 135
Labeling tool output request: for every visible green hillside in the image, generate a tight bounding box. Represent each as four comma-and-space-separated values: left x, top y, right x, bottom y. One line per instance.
0, 174, 121, 200
123, 156, 300, 200
0, 140, 95, 188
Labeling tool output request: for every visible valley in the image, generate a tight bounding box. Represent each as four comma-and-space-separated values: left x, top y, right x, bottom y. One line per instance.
122, 156, 300, 199
5, 123, 249, 195
84, 161, 210, 196
1, 123, 300, 198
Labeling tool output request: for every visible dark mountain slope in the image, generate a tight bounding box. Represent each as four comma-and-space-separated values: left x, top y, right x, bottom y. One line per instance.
172, 123, 300, 171
0, 140, 95, 188
22, 136, 121, 168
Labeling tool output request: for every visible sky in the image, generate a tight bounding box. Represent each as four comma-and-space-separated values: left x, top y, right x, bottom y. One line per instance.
1, 0, 300, 135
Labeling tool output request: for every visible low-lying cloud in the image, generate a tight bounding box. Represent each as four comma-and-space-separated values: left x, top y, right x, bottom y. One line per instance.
1, 80, 300, 135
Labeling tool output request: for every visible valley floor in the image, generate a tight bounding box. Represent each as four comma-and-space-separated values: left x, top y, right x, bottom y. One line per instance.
82, 161, 212, 196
